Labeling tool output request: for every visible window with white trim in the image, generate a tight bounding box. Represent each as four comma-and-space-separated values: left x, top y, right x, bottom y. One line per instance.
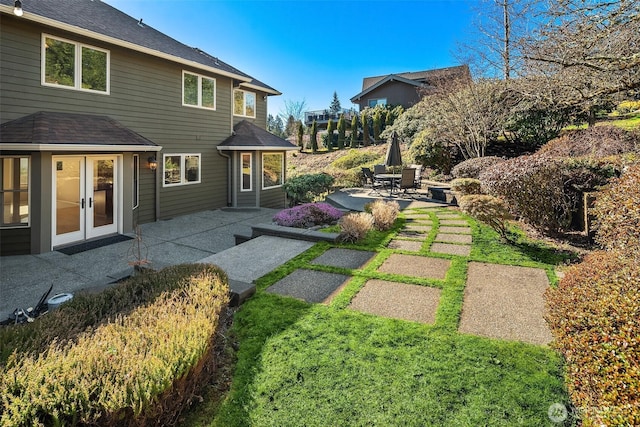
233, 89, 256, 117
132, 155, 139, 209
1, 157, 30, 227
42, 34, 109, 93
163, 154, 201, 187
262, 153, 283, 189
241, 153, 252, 191
183, 71, 216, 109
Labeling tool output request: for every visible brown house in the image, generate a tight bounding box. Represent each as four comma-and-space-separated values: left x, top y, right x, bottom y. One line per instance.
0, 0, 297, 256
350, 65, 471, 111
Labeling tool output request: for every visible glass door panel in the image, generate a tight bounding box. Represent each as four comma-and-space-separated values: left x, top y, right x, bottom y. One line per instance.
87, 157, 117, 238
53, 157, 84, 246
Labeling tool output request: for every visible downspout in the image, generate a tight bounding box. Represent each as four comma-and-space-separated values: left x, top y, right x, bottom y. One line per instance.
218, 149, 233, 207
154, 153, 160, 221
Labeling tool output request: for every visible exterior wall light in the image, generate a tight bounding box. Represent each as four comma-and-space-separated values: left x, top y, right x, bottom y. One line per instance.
148, 156, 157, 171
14, 0, 23, 16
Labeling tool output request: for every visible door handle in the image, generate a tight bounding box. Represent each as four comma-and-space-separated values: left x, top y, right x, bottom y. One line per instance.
89, 197, 93, 208
81, 198, 85, 209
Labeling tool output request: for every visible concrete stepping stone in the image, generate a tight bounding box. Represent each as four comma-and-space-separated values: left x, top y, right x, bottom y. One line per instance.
436, 213, 461, 219
430, 243, 471, 256
266, 269, 350, 304
405, 217, 432, 224
404, 224, 432, 232
310, 248, 376, 269
395, 231, 427, 240
387, 239, 423, 251
378, 254, 451, 279
459, 262, 553, 345
439, 226, 471, 234
439, 219, 469, 226
435, 233, 473, 244
349, 279, 441, 324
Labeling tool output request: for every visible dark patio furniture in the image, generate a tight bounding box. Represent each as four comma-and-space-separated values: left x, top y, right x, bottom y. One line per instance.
362, 167, 387, 195
396, 168, 418, 195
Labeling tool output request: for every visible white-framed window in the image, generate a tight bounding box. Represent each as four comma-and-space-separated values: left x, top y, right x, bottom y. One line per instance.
368, 98, 387, 108
233, 89, 256, 117
182, 71, 216, 109
132, 155, 139, 209
42, 34, 109, 94
163, 154, 201, 187
241, 153, 252, 192
262, 153, 283, 189
1, 156, 30, 227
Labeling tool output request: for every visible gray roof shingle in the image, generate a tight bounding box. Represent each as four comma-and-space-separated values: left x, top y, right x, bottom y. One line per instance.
218, 120, 298, 151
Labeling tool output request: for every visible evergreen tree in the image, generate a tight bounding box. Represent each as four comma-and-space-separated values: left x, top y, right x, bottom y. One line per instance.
326, 119, 334, 151
350, 114, 359, 148
285, 115, 297, 137
329, 91, 341, 114
373, 109, 382, 142
337, 114, 346, 150
267, 114, 275, 133
362, 112, 370, 146
310, 120, 318, 153
297, 121, 304, 148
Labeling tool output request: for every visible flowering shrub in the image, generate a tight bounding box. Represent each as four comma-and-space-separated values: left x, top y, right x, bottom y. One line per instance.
458, 195, 512, 239
545, 251, 640, 426
592, 162, 640, 259
450, 178, 482, 196
273, 203, 343, 228
367, 200, 400, 231
451, 156, 504, 179
338, 212, 374, 243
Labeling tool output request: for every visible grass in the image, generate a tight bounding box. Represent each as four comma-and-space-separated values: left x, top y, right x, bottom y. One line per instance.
183, 208, 578, 426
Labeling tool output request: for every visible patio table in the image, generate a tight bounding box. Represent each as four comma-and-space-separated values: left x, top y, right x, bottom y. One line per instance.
375, 173, 401, 196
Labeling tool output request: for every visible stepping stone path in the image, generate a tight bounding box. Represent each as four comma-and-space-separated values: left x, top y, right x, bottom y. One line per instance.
459, 262, 552, 345
266, 208, 553, 346
349, 280, 441, 324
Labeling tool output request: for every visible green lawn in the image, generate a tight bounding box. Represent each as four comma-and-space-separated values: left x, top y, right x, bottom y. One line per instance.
184, 209, 576, 426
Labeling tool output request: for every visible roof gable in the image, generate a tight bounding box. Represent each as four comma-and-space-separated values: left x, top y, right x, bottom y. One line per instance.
0, 0, 279, 94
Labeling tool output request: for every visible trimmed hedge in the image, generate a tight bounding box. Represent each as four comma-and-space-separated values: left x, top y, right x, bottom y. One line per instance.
451, 156, 504, 179
450, 178, 482, 196
0, 264, 229, 427
545, 251, 640, 426
592, 162, 640, 258
458, 194, 512, 239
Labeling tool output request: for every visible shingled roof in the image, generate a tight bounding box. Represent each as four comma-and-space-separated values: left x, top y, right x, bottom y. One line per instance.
218, 120, 298, 151
0, 112, 161, 151
0, 0, 279, 95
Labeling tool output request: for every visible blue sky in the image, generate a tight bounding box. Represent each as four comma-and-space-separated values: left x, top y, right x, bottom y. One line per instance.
104, 0, 475, 118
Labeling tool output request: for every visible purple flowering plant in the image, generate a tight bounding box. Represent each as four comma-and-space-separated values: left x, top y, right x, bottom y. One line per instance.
273, 203, 343, 228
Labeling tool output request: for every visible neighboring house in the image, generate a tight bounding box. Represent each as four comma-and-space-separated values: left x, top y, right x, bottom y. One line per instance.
303, 108, 356, 129
350, 65, 471, 111
0, 0, 297, 256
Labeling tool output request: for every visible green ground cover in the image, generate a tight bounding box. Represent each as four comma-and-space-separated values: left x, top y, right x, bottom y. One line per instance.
185, 208, 576, 426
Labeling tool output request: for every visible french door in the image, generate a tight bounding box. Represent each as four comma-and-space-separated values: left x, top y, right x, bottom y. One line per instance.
52, 156, 119, 247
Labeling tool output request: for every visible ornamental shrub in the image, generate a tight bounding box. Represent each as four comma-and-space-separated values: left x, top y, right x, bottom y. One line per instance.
338, 212, 374, 243
451, 156, 504, 179
0, 264, 229, 427
537, 126, 639, 158
545, 251, 640, 426
283, 173, 335, 206
272, 202, 343, 228
480, 155, 571, 231
450, 178, 482, 196
458, 194, 512, 239
368, 199, 400, 231
592, 162, 640, 258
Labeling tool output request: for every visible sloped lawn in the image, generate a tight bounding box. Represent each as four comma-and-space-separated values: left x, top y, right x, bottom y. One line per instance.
186, 209, 575, 426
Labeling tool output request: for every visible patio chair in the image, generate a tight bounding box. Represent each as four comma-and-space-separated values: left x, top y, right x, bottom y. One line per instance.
413, 165, 423, 189
362, 167, 386, 195
373, 164, 386, 175
396, 168, 418, 195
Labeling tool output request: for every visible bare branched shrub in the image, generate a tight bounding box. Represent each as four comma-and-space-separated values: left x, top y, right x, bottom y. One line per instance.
338, 212, 374, 243
458, 194, 512, 239
450, 178, 482, 196
538, 126, 639, 158
368, 200, 400, 231
451, 156, 505, 179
